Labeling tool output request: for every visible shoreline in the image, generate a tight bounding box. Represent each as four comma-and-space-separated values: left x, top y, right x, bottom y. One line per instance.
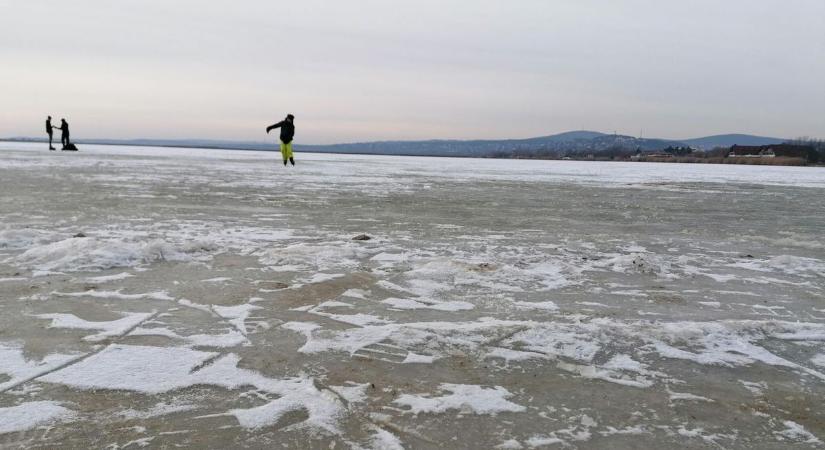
1, 138, 821, 167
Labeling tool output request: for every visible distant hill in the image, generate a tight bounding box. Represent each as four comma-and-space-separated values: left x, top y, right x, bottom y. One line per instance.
297, 132, 689, 158
682, 134, 786, 150
2, 132, 790, 158
519, 130, 607, 143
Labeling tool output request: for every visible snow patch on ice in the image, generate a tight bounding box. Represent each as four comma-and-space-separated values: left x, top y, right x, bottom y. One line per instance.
366, 425, 405, 450
341, 289, 368, 299
402, 353, 437, 364
129, 326, 249, 347
212, 303, 261, 336
0, 228, 65, 250
201, 277, 232, 283
513, 300, 559, 311
35, 311, 154, 342
382, 297, 474, 312
0, 277, 27, 282
52, 289, 174, 302
525, 414, 598, 447
668, 390, 714, 403
0, 342, 81, 391
558, 362, 653, 388
496, 439, 524, 449
119, 401, 198, 419
14, 237, 208, 272
40, 344, 343, 432
300, 273, 346, 284
0, 401, 74, 434
257, 242, 369, 272
83, 272, 134, 283
730, 255, 825, 278
330, 382, 370, 404
644, 320, 825, 380
393, 384, 525, 415
525, 435, 564, 447
739, 380, 767, 395
775, 420, 822, 444
590, 252, 673, 278
486, 347, 545, 362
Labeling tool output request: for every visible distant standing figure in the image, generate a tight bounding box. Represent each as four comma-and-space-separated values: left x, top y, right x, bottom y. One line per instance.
45, 116, 55, 150
55, 118, 70, 149
266, 114, 295, 166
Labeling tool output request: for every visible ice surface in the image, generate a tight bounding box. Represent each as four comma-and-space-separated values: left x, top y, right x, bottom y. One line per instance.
1, 143, 824, 447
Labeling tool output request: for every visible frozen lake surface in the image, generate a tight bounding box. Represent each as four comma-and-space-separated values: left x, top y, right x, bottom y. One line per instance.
1, 142, 824, 448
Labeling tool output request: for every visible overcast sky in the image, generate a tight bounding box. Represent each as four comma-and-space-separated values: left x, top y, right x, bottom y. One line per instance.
1, 0, 823, 143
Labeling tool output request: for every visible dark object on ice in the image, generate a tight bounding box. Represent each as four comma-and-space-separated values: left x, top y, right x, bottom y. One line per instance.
73, 232, 86, 238
470, 262, 495, 272
258, 281, 289, 290
46, 116, 55, 150
744, 254, 754, 258
62, 143, 78, 151
352, 234, 372, 241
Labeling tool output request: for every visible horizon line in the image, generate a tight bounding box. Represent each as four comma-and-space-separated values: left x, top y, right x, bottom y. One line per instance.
2, 130, 809, 147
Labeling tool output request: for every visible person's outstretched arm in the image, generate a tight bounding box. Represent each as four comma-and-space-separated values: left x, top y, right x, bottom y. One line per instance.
266, 121, 285, 133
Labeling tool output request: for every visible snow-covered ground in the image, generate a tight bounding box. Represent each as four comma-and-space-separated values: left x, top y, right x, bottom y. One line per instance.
1, 142, 823, 448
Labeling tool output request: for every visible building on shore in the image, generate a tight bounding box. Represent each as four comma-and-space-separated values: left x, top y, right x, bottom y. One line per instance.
728, 144, 812, 159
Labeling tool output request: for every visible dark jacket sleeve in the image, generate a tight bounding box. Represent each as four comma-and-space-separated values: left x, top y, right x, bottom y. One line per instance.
266, 121, 285, 133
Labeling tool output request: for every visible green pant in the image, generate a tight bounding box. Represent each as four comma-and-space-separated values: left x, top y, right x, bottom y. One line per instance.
280, 141, 293, 161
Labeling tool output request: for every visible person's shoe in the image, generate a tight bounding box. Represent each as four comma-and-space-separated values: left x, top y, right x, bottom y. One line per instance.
290, 157, 295, 166
283, 160, 287, 166
49, 147, 55, 150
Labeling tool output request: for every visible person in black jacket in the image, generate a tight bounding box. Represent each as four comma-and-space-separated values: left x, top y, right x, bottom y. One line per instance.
46, 116, 55, 150
266, 114, 295, 166
54, 118, 70, 149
